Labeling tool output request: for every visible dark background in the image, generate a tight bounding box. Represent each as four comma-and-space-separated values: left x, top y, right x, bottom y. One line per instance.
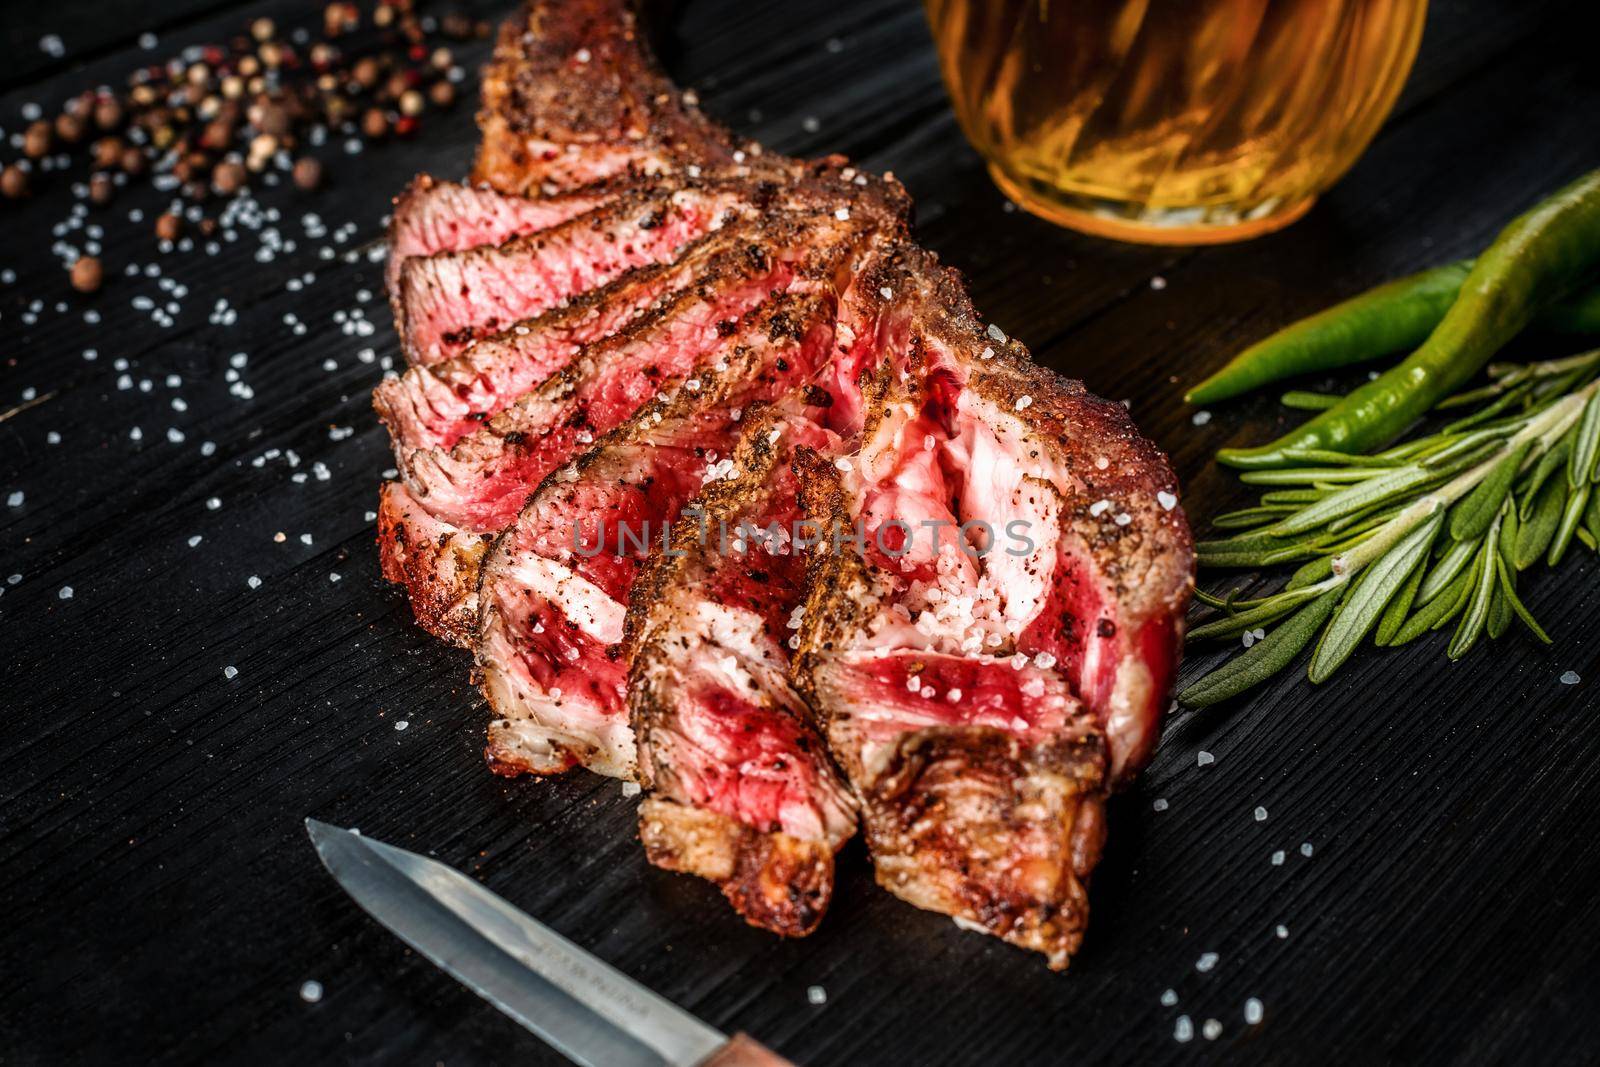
3, 0, 1598, 1063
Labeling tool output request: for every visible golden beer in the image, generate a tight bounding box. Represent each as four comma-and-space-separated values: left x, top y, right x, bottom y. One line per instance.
926, 0, 1427, 244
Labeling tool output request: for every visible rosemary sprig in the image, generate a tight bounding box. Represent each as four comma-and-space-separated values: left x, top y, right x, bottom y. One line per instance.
1181, 350, 1600, 706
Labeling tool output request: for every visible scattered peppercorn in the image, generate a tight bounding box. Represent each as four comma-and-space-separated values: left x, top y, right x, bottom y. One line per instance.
212, 160, 246, 195
94, 136, 123, 169
94, 97, 123, 130
70, 256, 103, 293
293, 156, 323, 191
54, 113, 85, 144
2, 0, 472, 242
1, 165, 27, 199
24, 121, 52, 159
352, 56, 380, 88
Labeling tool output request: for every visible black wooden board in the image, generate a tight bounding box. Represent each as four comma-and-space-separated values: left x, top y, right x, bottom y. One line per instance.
4, 1, 1599, 1063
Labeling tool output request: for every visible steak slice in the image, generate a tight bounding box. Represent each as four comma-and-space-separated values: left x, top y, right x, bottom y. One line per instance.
790, 246, 1193, 969
475, 290, 845, 781
379, 213, 882, 644
376, 204, 876, 458
396, 180, 745, 366
384, 173, 614, 319
377, 229, 728, 460
474, 0, 742, 194
627, 407, 856, 936
376, 480, 490, 641
395, 205, 892, 533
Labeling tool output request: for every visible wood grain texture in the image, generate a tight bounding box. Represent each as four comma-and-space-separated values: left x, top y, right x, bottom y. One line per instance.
2, 0, 1598, 1063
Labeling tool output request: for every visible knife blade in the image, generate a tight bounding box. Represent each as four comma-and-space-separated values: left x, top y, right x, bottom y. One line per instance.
305, 819, 790, 1067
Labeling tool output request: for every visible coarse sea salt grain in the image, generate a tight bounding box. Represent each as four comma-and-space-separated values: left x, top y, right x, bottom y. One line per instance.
1560, 670, 1581, 685
807, 985, 826, 1005
1157, 490, 1178, 510
1160, 989, 1178, 1007
299, 980, 323, 1003
6, 491, 21, 508
58, 586, 74, 600
1202, 1019, 1222, 1041
394, 720, 408, 731
1271, 850, 1285, 866
1255, 806, 1268, 822
1197, 750, 1215, 767
1174, 1016, 1193, 1043
1195, 951, 1218, 973
1192, 410, 1212, 426
247, 575, 262, 590
621, 780, 641, 797
1300, 842, 1313, 857
223, 665, 238, 680
1245, 998, 1264, 1025
1275, 924, 1289, 939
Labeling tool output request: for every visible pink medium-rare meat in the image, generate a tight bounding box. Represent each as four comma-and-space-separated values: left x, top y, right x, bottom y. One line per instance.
376, 194, 896, 458
790, 246, 1193, 969
378, 247, 784, 645
476, 292, 844, 781
626, 407, 856, 936
473, 0, 742, 194
397, 209, 889, 533
396, 181, 746, 366
376, 229, 744, 459
378, 210, 888, 646
384, 174, 615, 311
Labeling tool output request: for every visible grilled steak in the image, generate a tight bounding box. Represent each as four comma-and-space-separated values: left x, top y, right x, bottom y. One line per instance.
789, 246, 1192, 968
475, 289, 848, 780
371, 0, 1195, 968
627, 407, 856, 935
473, 0, 743, 194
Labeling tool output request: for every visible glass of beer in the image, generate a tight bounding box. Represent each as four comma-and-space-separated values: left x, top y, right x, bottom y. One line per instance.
925, 0, 1428, 244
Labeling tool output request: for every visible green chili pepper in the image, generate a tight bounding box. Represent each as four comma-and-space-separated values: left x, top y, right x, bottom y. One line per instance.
1189, 266, 1600, 407
1186, 262, 1471, 405
1218, 171, 1600, 469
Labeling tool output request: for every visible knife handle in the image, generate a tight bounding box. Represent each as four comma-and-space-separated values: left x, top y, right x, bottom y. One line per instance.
699, 1033, 796, 1067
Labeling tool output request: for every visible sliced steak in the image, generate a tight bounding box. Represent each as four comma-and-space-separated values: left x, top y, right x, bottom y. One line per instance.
474, 0, 742, 194
790, 246, 1193, 969
397, 207, 890, 532
380, 215, 880, 644
376, 205, 874, 458
476, 290, 845, 781
396, 180, 743, 366
376, 480, 489, 642
627, 407, 856, 936
384, 173, 614, 316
